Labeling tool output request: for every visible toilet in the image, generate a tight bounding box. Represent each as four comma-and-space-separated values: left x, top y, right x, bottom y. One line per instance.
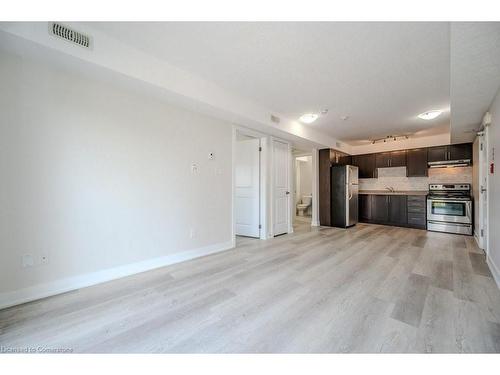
296, 195, 312, 216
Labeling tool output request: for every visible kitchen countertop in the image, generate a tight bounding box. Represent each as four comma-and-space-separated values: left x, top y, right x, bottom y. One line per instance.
359, 190, 428, 196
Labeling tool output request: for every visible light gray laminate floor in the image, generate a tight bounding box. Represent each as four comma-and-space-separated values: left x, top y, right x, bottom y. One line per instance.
1, 222, 500, 353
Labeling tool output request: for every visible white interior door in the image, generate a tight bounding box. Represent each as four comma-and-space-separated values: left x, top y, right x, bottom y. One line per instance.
478, 128, 489, 252
273, 140, 290, 236
235, 138, 260, 237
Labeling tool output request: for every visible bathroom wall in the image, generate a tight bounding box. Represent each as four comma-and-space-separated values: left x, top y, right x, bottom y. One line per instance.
359, 166, 473, 191
296, 156, 312, 203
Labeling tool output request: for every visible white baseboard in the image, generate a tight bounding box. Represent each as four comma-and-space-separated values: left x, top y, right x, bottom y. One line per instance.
487, 256, 500, 289
0, 240, 235, 310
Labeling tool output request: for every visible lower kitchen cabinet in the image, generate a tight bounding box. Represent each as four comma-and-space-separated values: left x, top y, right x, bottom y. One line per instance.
388, 195, 407, 225
359, 194, 372, 221
372, 195, 389, 223
407, 195, 427, 229
359, 194, 425, 229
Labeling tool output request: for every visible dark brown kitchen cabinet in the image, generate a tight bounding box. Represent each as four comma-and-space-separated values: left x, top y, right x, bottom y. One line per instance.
407, 148, 428, 177
375, 152, 391, 168
351, 154, 377, 178
449, 143, 472, 161
372, 195, 389, 223
407, 195, 426, 229
388, 195, 407, 225
427, 146, 448, 162
359, 194, 372, 221
375, 150, 406, 168
337, 154, 352, 166
428, 143, 472, 163
359, 194, 408, 228
390, 150, 407, 167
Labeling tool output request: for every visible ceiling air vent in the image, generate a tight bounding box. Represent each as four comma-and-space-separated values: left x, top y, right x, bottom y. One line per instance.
49, 22, 92, 49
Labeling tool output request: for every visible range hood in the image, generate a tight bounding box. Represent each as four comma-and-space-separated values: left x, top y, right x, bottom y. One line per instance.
428, 159, 471, 168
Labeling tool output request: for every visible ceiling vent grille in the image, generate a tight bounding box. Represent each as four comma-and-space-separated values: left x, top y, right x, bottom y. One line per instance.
49, 22, 92, 49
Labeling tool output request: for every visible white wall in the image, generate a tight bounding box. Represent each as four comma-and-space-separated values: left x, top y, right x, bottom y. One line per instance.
487, 87, 500, 286
359, 166, 473, 191
0, 47, 233, 307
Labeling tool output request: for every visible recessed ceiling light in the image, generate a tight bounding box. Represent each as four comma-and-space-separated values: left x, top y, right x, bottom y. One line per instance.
299, 113, 319, 124
418, 110, 442, 120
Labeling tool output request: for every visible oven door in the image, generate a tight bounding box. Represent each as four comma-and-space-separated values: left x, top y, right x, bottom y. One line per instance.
427, 199, 472, 224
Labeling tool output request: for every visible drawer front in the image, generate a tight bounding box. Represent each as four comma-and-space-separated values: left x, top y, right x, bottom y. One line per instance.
407, 204, 426, 214
407, 195, 426, 214
408, 213, 426, 227
407, 195, 426, 204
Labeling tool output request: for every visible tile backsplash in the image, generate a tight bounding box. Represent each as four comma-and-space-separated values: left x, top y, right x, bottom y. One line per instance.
359, 166, 473, 191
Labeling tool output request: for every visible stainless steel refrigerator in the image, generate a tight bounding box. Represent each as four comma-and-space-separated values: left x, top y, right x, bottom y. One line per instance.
331, 165, 359, 228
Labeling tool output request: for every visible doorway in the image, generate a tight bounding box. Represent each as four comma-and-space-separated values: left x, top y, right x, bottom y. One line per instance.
294, 153, 313, 228
234, 131, 261, 238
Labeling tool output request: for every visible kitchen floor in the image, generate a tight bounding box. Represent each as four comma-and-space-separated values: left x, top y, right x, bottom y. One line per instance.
1, 223, 499, 353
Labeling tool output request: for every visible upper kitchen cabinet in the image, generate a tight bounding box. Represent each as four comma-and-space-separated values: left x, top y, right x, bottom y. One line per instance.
427, 145, 448, 162
331, 150, 352, 166
352, 154, 377, 178
406, 148, 428, 177
389, 150, 407, 167
449, 143, 472, 161
428, 143, 472, 163
375, 150, 407, 168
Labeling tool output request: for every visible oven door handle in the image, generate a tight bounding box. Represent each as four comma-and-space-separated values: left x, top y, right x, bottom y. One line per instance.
428, 199, 470, 204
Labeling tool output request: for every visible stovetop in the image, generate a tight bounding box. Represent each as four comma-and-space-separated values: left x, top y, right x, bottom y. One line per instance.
427, 183, 472, 201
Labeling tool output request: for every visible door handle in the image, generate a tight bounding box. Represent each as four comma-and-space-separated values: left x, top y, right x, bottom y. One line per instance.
285, 191, 290, 195
481, 186, 487, 193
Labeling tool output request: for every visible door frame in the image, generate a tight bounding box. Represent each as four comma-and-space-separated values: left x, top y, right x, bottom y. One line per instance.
232, 126, 268, 240
477, 126, 490, 254
293, 151, 314, 226
270, 137, 293, 236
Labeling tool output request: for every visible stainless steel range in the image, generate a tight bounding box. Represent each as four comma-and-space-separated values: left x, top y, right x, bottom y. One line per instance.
427, 184, 472, 235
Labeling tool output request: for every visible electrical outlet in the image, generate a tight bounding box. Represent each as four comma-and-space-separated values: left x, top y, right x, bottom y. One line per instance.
40, 253, 49, 265
191, 163, 198, 174
189, 228, 195, 239
22, 254, 34, 268
208, 152, 215, 160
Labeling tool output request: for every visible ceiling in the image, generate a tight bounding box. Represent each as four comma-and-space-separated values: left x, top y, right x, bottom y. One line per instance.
450, 22, 500, 143
84, 22, 451, 146
84, 22, 499, 146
